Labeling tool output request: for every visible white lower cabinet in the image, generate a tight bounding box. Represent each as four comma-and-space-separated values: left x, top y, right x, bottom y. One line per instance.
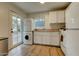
34, 31, 60, 46
50, 32, 60, 46
34, 32, 42, 44
42, 32, 50, 45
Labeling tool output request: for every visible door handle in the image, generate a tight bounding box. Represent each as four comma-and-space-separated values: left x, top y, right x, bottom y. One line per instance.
11, 29, 13, 33
11, 31, 13, 33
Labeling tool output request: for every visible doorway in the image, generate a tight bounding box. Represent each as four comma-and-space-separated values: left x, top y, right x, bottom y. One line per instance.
11, 15, 23, 47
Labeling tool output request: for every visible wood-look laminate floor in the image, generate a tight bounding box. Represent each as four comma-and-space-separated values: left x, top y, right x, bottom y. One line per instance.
8, 44, 64, 56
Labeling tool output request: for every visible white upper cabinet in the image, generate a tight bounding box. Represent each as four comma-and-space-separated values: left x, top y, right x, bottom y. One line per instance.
49, 10, 65, 23
49, 11, 57, 23
44, 12, 50, 29
57, 10, 65, 23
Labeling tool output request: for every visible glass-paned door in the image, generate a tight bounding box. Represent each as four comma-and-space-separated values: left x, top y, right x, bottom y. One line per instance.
12, 16, 23, 46
17, 18, 23, 43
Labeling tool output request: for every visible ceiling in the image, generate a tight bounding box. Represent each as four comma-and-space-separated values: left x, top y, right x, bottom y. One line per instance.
13, 2, 70, 14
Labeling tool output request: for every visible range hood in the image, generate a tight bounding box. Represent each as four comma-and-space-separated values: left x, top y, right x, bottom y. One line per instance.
50, 23, 65, 29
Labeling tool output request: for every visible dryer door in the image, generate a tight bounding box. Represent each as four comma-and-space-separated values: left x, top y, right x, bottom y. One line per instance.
23, 32, 32, 44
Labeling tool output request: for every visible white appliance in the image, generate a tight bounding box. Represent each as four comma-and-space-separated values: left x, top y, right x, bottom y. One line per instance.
23, 32, 32, 44
63, 3, 79, 56
23, 18, 33, 44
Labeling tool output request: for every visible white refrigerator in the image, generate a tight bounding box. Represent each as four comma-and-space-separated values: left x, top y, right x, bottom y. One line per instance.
64, 3, 79, 56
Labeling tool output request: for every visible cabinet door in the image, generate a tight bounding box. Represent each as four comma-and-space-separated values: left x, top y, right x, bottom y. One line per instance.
57, 11, 65, 23
49, 11, 57, 23
34, 35, 40, 44
34, 32, 39, 44
45, 12, 50, 29
39, 33, 44, 44
50, 32, 60, 46
34, 32, 43, 44
42, 32, 50, 45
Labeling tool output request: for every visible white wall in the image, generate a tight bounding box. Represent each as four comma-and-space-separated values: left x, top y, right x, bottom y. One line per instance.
0, 2, 27, 37
65, 2, 79, 55
0, 3, 27, 50
0, 3, 9, 37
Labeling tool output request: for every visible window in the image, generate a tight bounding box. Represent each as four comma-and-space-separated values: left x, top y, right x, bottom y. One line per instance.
33, 18, 45, 29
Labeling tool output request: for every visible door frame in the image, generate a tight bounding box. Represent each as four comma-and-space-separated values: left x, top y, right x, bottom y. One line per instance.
8, 11, 23, 50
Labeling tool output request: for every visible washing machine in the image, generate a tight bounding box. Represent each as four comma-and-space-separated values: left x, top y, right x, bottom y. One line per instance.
23, 32, 33, 44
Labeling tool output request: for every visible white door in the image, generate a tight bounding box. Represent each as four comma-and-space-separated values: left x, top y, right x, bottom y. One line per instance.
8, 13, 23, 49
12, 16, 18, 46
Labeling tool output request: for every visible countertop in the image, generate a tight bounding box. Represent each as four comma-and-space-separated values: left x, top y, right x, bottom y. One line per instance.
34, 29, 59, 32
0, 37, 8, 41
